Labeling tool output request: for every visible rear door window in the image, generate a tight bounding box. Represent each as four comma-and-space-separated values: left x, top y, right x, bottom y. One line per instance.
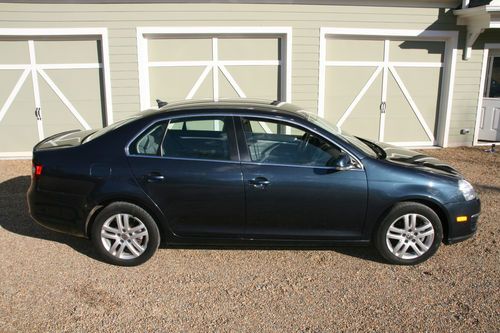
162, 116, 231, 161
129, 122, 167, 156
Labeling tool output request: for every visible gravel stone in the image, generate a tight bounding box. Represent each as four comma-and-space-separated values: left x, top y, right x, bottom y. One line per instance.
0, 147, 498, 332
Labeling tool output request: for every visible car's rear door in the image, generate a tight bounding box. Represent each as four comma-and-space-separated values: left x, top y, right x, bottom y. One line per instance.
236, 116, 368, 239
127, 114, 245, 237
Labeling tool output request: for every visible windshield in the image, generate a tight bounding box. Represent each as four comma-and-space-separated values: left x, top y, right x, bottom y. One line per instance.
300, 111, 378, 158
84, 117, 139, 143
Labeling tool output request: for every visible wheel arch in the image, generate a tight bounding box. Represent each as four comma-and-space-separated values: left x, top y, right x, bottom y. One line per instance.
84, 195, 169, 242
372, 197, 450, 242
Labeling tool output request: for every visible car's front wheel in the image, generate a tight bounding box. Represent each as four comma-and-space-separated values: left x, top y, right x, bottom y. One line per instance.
91, 202, 160, 266
375, 202, 443, 265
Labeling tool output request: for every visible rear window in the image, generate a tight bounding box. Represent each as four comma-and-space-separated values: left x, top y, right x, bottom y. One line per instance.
84, 117, 139, 143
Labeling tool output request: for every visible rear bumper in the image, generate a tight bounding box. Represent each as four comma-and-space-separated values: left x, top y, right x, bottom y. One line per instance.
27, 181, 88, 237
444, 198, 480, 244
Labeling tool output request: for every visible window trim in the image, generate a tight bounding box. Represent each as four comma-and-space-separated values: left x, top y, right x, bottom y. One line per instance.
125, 113, 240, 162
235, 115, 364, 170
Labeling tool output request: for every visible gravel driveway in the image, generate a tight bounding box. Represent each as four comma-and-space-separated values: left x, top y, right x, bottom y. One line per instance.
0, 147, 498, 332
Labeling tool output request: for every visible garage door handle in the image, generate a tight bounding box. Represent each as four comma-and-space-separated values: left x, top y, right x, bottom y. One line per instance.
249, 177, 270, 189
380, 102, 386, 114
34, 107, 41, 120
145, 173, 165, 183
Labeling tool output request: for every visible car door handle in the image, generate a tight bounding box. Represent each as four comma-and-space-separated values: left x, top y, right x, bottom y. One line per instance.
145, 172, 165, 183
249, 177, 270, 189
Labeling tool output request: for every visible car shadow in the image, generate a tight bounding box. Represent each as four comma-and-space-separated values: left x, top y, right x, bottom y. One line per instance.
0, 175, 102, 262
0, 175, 385, 265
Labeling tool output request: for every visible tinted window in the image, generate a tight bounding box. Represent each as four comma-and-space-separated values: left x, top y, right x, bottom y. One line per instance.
129, 122, 167, 156
162, 116, 231, 161
241, 118, 342, 167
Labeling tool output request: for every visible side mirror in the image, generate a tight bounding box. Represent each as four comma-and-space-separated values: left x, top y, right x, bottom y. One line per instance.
328, 152, 355, 171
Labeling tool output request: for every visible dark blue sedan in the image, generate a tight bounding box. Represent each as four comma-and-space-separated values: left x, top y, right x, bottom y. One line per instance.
27, 100, 480, 266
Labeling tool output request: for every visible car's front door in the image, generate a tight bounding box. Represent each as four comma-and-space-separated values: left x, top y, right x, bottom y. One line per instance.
237, 116, 368, 239
127, 115, 245, 237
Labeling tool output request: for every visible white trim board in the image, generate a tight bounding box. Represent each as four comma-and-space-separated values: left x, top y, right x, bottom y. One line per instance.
317, 27, 458, 147
473, 43, 500, 146
136, 26, 292, 110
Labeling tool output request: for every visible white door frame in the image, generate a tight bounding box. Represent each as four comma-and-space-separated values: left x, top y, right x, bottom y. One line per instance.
0, 28, 113, 158
136, 26, 292, 111
473, 43, 500, 146
318, 28, 459, 147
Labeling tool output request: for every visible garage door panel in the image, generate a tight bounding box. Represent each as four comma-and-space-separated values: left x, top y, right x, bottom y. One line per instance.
35, 40, 100, 64
389, 40, 445, 63
394, 67, 442, 131
218, 38, 279, 61
323, 34, 446, 145
0, 41, 30, 64
324, 66, 380, 124
40, 69, 104, 136
384, 74, 429, 142
38, 77, 86, 137
0, 78, 38, 152
335, 71, 382, 141
219, 68, 240, 99
326, 39, 384, 62
225, 66, 279, 100
149, 66, 213, 103
148, 38, 212, 62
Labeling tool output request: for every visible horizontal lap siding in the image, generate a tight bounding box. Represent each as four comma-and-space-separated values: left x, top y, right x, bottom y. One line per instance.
447, 29, 498, 146
1, 3, 482, 147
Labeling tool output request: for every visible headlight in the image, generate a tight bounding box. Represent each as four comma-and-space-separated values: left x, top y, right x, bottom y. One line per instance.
458, 179, 476, 201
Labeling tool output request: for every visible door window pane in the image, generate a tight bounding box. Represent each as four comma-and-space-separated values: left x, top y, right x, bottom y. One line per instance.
162, 116, 230, 160
487, 57, 500, 98
241, 118, 342, 167
129, 122, 167, 156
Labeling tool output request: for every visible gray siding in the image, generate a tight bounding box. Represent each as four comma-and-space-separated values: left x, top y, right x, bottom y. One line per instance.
447, 29, 498, 146
0, 2, 489, 146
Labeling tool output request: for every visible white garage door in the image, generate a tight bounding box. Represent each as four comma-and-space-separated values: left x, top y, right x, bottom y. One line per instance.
137, 28, 291, 110
0, 35, 109, 156
319, 30, 454, 146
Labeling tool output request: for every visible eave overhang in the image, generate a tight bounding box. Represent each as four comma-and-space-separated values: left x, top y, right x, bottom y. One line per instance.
454, 1, 500, 59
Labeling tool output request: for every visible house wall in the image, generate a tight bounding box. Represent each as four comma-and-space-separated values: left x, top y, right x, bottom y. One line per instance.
0, 2, 488, 147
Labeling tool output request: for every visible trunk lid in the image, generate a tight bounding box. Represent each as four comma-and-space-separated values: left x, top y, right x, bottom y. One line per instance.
33, 130, 96, 151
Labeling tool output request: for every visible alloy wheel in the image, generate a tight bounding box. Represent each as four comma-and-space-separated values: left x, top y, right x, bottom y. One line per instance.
100, 213, 149, 260
385, 213, 435, 260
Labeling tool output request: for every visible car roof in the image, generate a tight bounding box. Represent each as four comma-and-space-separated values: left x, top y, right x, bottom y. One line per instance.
141, 99, 309, 119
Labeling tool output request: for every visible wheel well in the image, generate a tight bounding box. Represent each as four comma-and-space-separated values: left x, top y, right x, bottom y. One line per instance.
373, 199, 449, 241
85, 198, 166, 241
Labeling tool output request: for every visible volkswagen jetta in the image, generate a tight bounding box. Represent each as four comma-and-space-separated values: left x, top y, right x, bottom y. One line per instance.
27, 100, 480, 266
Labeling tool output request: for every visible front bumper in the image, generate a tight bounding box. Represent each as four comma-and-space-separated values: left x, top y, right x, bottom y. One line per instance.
444, 198, 480, 244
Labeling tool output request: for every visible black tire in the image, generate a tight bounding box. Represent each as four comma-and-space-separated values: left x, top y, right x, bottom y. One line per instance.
374, 202, 443, 265
91, 202, 160, 266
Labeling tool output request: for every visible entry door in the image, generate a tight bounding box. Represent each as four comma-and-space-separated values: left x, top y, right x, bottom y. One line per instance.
0, 38, 106, 155
323, 36, 446, 146
478, 51, 500, 141
238, 117, 368, 239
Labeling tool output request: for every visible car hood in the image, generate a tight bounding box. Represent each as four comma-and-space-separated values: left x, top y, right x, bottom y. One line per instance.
376, 142, 462, 177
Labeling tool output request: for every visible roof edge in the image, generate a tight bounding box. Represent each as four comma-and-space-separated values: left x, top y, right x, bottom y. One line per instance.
1, 0, 461, 9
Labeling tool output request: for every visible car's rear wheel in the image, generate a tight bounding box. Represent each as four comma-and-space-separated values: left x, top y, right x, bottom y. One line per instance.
375, 202, 443, 265
91, 202, 160, 266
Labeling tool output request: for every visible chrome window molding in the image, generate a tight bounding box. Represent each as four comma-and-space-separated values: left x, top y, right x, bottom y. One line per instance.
124, 111, 365, 170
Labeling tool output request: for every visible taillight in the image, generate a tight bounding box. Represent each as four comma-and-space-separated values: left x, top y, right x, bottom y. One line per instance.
32, 162, 43, 179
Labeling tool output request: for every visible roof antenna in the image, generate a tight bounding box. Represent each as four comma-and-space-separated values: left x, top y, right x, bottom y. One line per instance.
156, 99, 168, 108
